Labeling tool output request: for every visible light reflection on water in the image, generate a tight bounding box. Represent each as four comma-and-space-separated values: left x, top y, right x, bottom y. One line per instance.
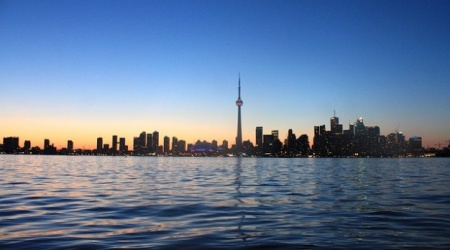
0, 155, 450, 249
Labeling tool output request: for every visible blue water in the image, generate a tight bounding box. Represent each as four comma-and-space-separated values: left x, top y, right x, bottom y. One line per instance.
0, 156, 449, 249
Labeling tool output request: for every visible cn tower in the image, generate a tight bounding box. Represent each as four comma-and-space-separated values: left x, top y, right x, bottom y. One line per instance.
235, 74, 243, 153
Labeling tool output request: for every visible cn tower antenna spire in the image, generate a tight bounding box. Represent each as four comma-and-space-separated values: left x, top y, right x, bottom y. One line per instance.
238, 72, 241, 99
235, 73, 243, 154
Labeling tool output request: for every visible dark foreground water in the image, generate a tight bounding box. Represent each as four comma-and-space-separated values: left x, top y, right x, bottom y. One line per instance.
0, 156, 449, 249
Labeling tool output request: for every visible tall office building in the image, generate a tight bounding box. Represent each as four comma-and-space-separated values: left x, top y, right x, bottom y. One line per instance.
330, 112, 343, 134
139, 131, 146, 148
119, 137, 126, 153
146, 134, 153, 153
222, 140, 229, 150
24, 140, 31, 151
271, 130, 279, 140
163, 136, 170, 153
152, 131, 159, 152
178, 140, 186, 153
44, 139, 50, 149
354, 117, 366, 135
235, 75, 243, 153
172, 137, 179, 155
112, 135, 118, 152
67, 140, 74, 151
286, 129, 296, 153
263, 134, 275, 153
3, 137, 19, 153
97, 137, 103, 152
256, 127, 263, 149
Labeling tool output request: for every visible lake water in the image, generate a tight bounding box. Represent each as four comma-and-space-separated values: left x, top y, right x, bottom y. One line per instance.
0, 156, 449, 249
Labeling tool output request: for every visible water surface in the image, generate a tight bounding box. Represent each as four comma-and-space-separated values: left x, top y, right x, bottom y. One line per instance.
1, 156, 449, 249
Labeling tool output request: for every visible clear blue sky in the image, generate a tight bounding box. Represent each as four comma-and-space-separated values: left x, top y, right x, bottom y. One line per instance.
1, 0, 449, 149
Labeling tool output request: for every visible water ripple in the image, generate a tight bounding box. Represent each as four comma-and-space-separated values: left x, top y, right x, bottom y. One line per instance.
0, 156, 449, 249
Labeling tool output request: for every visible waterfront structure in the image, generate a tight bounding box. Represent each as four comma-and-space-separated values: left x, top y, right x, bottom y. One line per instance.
43, 139, 56, 154
172, 137, 178, 155
97, 137, 103, 152
164, 136, 170, 153
297, 134, 310, 156
221, 140, 229, 150
3, 137, 19, 154
119, 137, 126, 153
330, 112, 343, 134
286, 129, 297, 156
256, 127, 263, 149
152, 131, 159, 153
178, 140, 186, 153
146, 134, 153, 153
271, 130, 279, 141
24, 140, 31, 151
112, 135, 118, 153
235, 75, 243, 153
67, 140, 73, 152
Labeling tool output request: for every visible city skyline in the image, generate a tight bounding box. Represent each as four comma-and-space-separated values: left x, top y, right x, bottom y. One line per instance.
1, 113, 436, 153
1, 0, 450, 149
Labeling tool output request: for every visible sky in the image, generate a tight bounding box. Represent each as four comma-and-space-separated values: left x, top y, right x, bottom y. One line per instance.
1, 0, 449, 149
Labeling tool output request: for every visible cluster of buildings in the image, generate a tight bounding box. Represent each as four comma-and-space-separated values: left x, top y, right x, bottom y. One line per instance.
1, 77, 447, 157
312, 115, 425, 157
0, 116, 441, 157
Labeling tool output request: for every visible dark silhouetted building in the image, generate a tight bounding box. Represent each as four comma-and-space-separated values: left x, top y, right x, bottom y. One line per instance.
297, 134, 310, 156
119, 137, 127, 153
152, 131, 159, 153
286, 129, 297, 156
97, 137, 103, 153
221, 140, 229, 151
24, 140, 31, 151
112, 135, 118, 153
146, 134, 153, 153
190, 140, 213, 153
3, 137, 19, 154
256, 126, 263, 149
330, 114, 343, 134
178, 140, 186, 153
43, 139, 56, 155
172, 137, 179, 155
164, 136, 170, 154
44, 139, 50, 150
409, 136, 423, 155
67, 140, 74, 152
263, 134, 274, 154
272, 130, 279, 141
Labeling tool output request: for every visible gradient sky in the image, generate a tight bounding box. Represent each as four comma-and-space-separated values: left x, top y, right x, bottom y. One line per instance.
1, 0, 449, 149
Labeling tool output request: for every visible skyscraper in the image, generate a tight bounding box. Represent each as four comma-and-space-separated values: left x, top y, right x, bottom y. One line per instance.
112, 135, 118, 152
163, 136, 170, 153
67, 140, 73, 151
45, 139, 50, 150
330, 111, 343, 134
271, 130, 279, 140
256, 126, 263, 149
235, 75, 243, 153
3, 137, 19, 154
146, 134, 153, 153
119, 137, 126, 153
152, 131, 159, 152
97, 137, 103, 152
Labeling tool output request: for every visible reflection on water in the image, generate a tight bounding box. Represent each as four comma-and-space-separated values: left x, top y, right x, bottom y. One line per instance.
0, 155, 449, 249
